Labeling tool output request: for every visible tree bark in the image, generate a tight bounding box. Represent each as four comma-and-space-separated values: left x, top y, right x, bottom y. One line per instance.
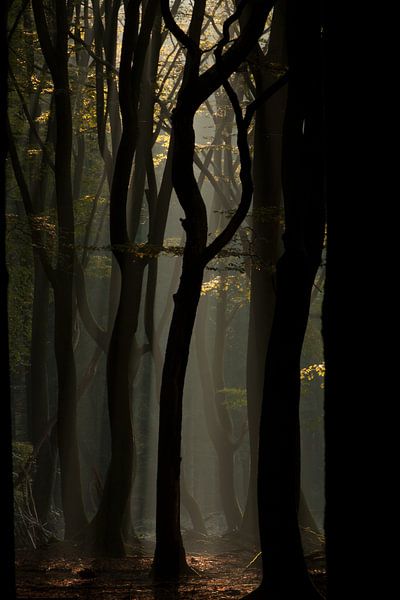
30, 256, 56, 523
88, 0, 159, 555
1, 1, 16, 595
31, 0, 88, 538
250, 1, 325, 597
154, 0, 278, 579
241, 0, 287, 541
90, 257, 146, 555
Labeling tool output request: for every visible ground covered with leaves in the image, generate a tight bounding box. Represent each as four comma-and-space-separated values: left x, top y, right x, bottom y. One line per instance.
16, 533, 326, 599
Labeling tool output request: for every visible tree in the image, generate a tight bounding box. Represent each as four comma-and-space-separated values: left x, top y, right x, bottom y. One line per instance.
322, 2, 389, 598
245, 1, 325, 597
241, 0, 287, 540
1, 4, 16, 598
7, 0, 88, 539
153, 0, 286, 579
88, 0, 161, 556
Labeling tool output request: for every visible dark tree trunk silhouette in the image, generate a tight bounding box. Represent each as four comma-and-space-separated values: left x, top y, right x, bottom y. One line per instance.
1, 3, 16, 596
322, 3, 384, 598
31, 0, 87, 538
30, 256, 56, 522
26, 80, 56, 524
248, 1, 325, 597
154, 0, 282, 579
88, 0, 159, 556
241, 0, 287, 540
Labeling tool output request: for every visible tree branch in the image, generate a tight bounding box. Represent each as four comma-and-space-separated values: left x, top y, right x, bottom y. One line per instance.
68, 30, 119, 74
8, 67, 55, 172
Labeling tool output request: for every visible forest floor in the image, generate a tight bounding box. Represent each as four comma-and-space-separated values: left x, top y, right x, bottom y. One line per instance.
15, 531, 326, 599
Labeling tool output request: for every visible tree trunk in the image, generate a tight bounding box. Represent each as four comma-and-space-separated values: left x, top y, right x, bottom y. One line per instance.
1, 2, 16, 594
322, 3, 386, 597
30, 257, 56, 523
90, 257, 146, 555
251, 1, 325, 596
241, 0, 287, 541
88, 0, 158, 555
181, 471, 207, 536
153, 265, 204, 578
54, 278, 87, 538
154, 0, 276, 579
31, 0, 88, 539
212, 289, 242, 532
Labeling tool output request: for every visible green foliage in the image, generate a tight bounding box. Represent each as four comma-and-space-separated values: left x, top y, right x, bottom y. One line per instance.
300, 362, 325, 388
220, 387, 247, 409
201, 273, 250, 306
12, 441, 33, 477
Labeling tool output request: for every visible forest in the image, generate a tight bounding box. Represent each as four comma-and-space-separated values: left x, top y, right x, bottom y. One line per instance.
1, 0, 381, 599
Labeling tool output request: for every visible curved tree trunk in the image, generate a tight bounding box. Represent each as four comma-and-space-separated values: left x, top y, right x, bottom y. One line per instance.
153, 0, 278, 580
88, 0, 159, 556
90, 257, 145, 555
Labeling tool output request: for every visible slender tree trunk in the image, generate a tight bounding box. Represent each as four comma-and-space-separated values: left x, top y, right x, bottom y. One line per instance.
88, 0, 159, 555
241, 0, 287, 540
154, 263, 205, 577
181, 471, 207, 536
29, 106, 57, 524
90, 257, 146, 555
212, 288, 243, 532
30, 257, 56, 522
31, 0, 88, 538
249, 1, 325, 597
2, 2, 16, 595
154, 0, 277, 579
54, 277, 87, 537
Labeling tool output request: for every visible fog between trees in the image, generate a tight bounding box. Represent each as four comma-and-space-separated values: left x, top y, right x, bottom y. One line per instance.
6, 0, 326, 595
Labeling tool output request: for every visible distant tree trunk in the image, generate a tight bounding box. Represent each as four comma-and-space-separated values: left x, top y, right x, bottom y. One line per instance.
30, 257, 56, 522
241, 0, 287, 541
1, 3, 16, 596
14, 2, 57, 525
208, 95, 243, 534
31, 0, 87, 539
213, 288, 243, 532
28, 104, 58, 524
249, 1, 325, 597
196, 292, 243, 534
181, 471, 207, 536
298, 488, 319, 534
